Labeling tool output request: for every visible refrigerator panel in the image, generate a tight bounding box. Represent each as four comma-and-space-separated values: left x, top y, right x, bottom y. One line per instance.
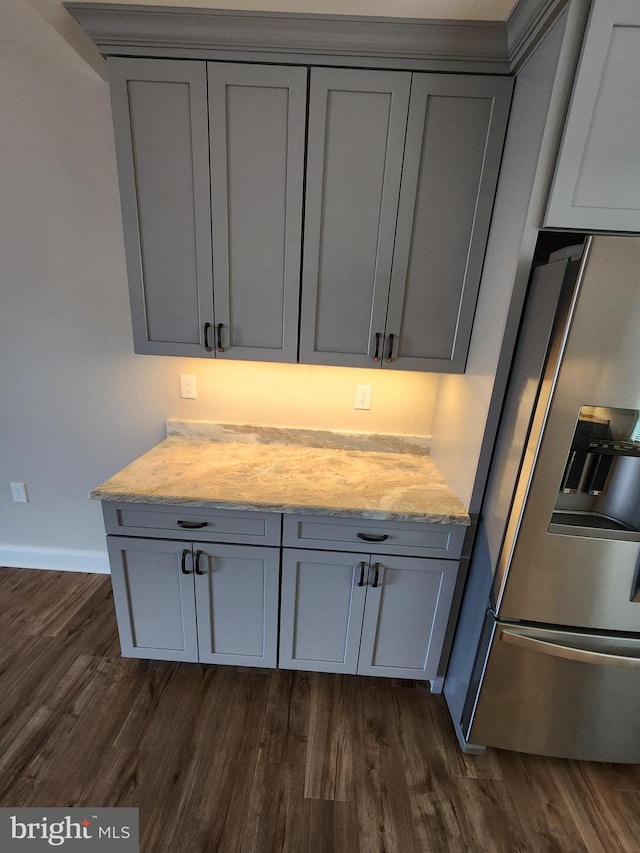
495, 236, 640, 632
482, 250, 579, 572
466, 618, 640, 763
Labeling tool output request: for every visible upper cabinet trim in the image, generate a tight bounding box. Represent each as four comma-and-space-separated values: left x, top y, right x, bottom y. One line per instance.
65, 2, 520, 72
507, 0, 574, 71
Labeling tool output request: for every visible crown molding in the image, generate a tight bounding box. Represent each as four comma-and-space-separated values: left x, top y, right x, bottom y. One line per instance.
64, 3, 511, 72
506, 0, 574, 70
65, 1, 579, 74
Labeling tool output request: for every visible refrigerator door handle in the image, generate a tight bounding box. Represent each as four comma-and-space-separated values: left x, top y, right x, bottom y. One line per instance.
500, 627, 640, 670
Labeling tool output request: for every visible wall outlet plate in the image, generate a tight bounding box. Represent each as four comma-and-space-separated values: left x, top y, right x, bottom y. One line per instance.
354, 384, 372, 410
180, 374, 197, 399
10, 482, 29, 503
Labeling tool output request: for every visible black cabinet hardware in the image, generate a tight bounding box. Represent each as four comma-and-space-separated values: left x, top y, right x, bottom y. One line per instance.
180, 548, 192, 575
386, 333, 394, 363
357, 532, 389, 543
195, 550, 206, 575
373, 332, 381, 362
177, 520, 208, 529
371, 562, 380, 588
204, 322, 213, 352
631, 550, 640, 603
357, 561, 366, 587
217, 323, 225, 353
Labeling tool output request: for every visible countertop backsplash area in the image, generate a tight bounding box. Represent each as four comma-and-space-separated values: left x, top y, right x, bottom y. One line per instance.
165, 418, 432, 455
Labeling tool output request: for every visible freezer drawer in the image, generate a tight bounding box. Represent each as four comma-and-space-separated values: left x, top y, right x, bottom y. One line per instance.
464, 620, 640, 762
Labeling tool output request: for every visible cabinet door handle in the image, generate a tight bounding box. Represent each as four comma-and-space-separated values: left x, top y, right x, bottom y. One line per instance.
204, 322, 213, 352
371, 562, 380, 588
357, 560, 367, 587
372, 332, 381, 362
357, 532, 388, 543
386, 333, 395, 363
180, 548, 192, 575
217, 323, 225, 353
177, 520, 208, 530
195, 550, 206, 575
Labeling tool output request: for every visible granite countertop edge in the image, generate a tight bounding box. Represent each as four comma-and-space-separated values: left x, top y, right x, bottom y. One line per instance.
89, 488, 469, 525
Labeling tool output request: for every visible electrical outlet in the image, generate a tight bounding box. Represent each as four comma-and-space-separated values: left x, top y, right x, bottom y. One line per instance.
354, 384, 372, 410
180, 374, 197, 399
10, 482, 29, 503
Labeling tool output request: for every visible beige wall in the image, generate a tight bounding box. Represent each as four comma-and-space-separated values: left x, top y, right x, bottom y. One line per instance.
0, 0, 439, 568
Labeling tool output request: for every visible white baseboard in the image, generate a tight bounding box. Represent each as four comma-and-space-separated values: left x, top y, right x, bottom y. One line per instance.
0, 545, 110, 574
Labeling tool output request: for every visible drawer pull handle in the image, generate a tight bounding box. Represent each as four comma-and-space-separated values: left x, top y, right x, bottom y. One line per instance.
357, 561, 366, 587
177, 520, 208, 530
357, 532, 388, 543
204, 322, 213, 352
217, 323, 225, 353
180, 548, 192, 575
195, 550, 206, 575
371, 562, 380, 588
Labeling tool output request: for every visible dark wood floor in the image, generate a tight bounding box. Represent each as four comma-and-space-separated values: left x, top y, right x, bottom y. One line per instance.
0, 568, 639, 852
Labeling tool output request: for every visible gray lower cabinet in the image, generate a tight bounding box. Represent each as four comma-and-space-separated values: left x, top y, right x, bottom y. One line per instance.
299, 69, 512, 372
108, 57, 306, 360
107, 535, 279, 667
279, 548, 458, 685
544, 0, 640, 231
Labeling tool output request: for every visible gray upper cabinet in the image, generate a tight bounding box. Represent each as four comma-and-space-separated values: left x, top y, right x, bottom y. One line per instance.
109, 57, 511, 372
544, 0, 640, 232
108, 58, 307, 360
299, 70, 512, 372
108, 58, 213, 357
207, 63, 307, 361
299, 68, 411, 368
387, 75, 512, 371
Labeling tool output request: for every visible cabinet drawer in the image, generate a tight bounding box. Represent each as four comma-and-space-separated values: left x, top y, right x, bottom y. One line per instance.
282, 514, 464, 559
102, 502, 281, 546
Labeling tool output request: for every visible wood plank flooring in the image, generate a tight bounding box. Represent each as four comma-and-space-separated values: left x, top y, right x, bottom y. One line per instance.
0, 567, 639, 852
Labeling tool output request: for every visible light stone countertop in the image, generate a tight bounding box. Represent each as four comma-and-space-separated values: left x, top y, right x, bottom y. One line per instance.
91, 420, 470, 525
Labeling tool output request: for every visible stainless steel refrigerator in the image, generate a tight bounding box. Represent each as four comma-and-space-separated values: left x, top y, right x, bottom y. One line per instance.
456, 235, 640, 762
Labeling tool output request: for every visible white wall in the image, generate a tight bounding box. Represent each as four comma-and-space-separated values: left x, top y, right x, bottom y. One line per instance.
0, 0, 441, 572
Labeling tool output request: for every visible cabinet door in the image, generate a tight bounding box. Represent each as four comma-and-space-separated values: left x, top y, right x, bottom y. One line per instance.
193, 544, 279, 668
544, 1, 640, 231
357, 556, 458, 681
107, 536, 199, 662
108, 58, 214, 356
279, 549, 367, 674
299, 68, 411, 368
208, 64, 307, 362
386, 74, 512, 372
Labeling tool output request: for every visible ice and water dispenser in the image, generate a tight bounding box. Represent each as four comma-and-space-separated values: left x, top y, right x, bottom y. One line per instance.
551, 406, 640, 539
